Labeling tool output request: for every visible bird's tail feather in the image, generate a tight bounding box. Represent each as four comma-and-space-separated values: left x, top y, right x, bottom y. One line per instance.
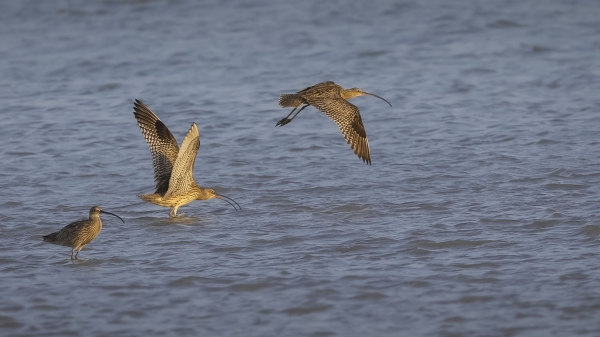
279, 94, 305, 108
43, 232, 57, 242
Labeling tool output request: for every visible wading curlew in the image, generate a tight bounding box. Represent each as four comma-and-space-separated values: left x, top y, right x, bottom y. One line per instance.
133, 99, 241, 217
43, 206, 124, 260
277, 81, 392, 165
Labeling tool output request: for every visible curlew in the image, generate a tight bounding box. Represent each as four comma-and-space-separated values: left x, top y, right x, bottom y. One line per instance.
133, 99, 241, 217
43, 206, 124, 260
276, 81, 392, 165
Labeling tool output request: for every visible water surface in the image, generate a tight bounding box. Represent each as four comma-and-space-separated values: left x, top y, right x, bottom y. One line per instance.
1, 0, 600, 336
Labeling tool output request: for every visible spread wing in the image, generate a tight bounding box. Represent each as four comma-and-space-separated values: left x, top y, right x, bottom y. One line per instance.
307, 97, 371, 165
163, 123, 200, 199
133, 99, 180, 195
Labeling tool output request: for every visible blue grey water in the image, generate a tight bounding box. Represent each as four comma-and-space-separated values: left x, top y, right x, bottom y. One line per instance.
1, 0, 599, 335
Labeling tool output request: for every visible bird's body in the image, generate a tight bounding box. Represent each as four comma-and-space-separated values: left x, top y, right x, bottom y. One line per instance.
138, 185, 216, 216
278, 81, 334, 109
43, 206, 124, 260
277, 81, 392, 165
133, 99, 240, 217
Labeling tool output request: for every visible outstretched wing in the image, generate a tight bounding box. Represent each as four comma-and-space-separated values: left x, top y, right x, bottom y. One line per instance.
163, 123, 200, 199
307, 97, 371, 165
133, 99, 180, 195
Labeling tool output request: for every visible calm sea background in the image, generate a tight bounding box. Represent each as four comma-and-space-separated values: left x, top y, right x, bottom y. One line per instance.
1, 0, 600, 336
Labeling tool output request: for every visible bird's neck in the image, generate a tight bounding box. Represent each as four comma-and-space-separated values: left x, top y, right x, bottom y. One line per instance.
340, 90, 361, 100
89, 214, 103, 226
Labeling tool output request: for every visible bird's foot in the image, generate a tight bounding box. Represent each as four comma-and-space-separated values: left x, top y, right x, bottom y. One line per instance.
276, 118, 291, 127
169, 212, 183, 218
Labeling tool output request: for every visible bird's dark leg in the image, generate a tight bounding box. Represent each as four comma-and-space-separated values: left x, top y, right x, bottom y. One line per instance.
287, 104, 309, 123
276, 107, 297, 126
70, 249, 75, 260
276, 104, 309, 127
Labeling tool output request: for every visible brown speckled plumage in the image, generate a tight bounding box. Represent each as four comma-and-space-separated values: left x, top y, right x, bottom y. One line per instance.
276, 81, 391, 165
133, 100, 180, 195
43, 206, 124, 260
133, 100, 241, 217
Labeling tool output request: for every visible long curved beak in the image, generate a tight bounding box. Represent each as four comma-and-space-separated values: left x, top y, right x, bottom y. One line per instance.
100, 210, 125, 223
363, 92, 392, 107
215, 193, 242, 211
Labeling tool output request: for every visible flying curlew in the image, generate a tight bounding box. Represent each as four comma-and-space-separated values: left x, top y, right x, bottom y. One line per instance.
133, 99, 241, 217
43, 206, 124, 260
276, 81, 392, 165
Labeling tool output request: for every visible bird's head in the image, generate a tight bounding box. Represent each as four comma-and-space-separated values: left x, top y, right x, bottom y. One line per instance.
341, 88, 392, 107
90, 206, 125, 223
200, 189, 241, 211
341, 88, 366, 100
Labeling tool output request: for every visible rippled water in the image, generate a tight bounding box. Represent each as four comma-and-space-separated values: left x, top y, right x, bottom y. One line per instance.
2, 0, 600, 336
